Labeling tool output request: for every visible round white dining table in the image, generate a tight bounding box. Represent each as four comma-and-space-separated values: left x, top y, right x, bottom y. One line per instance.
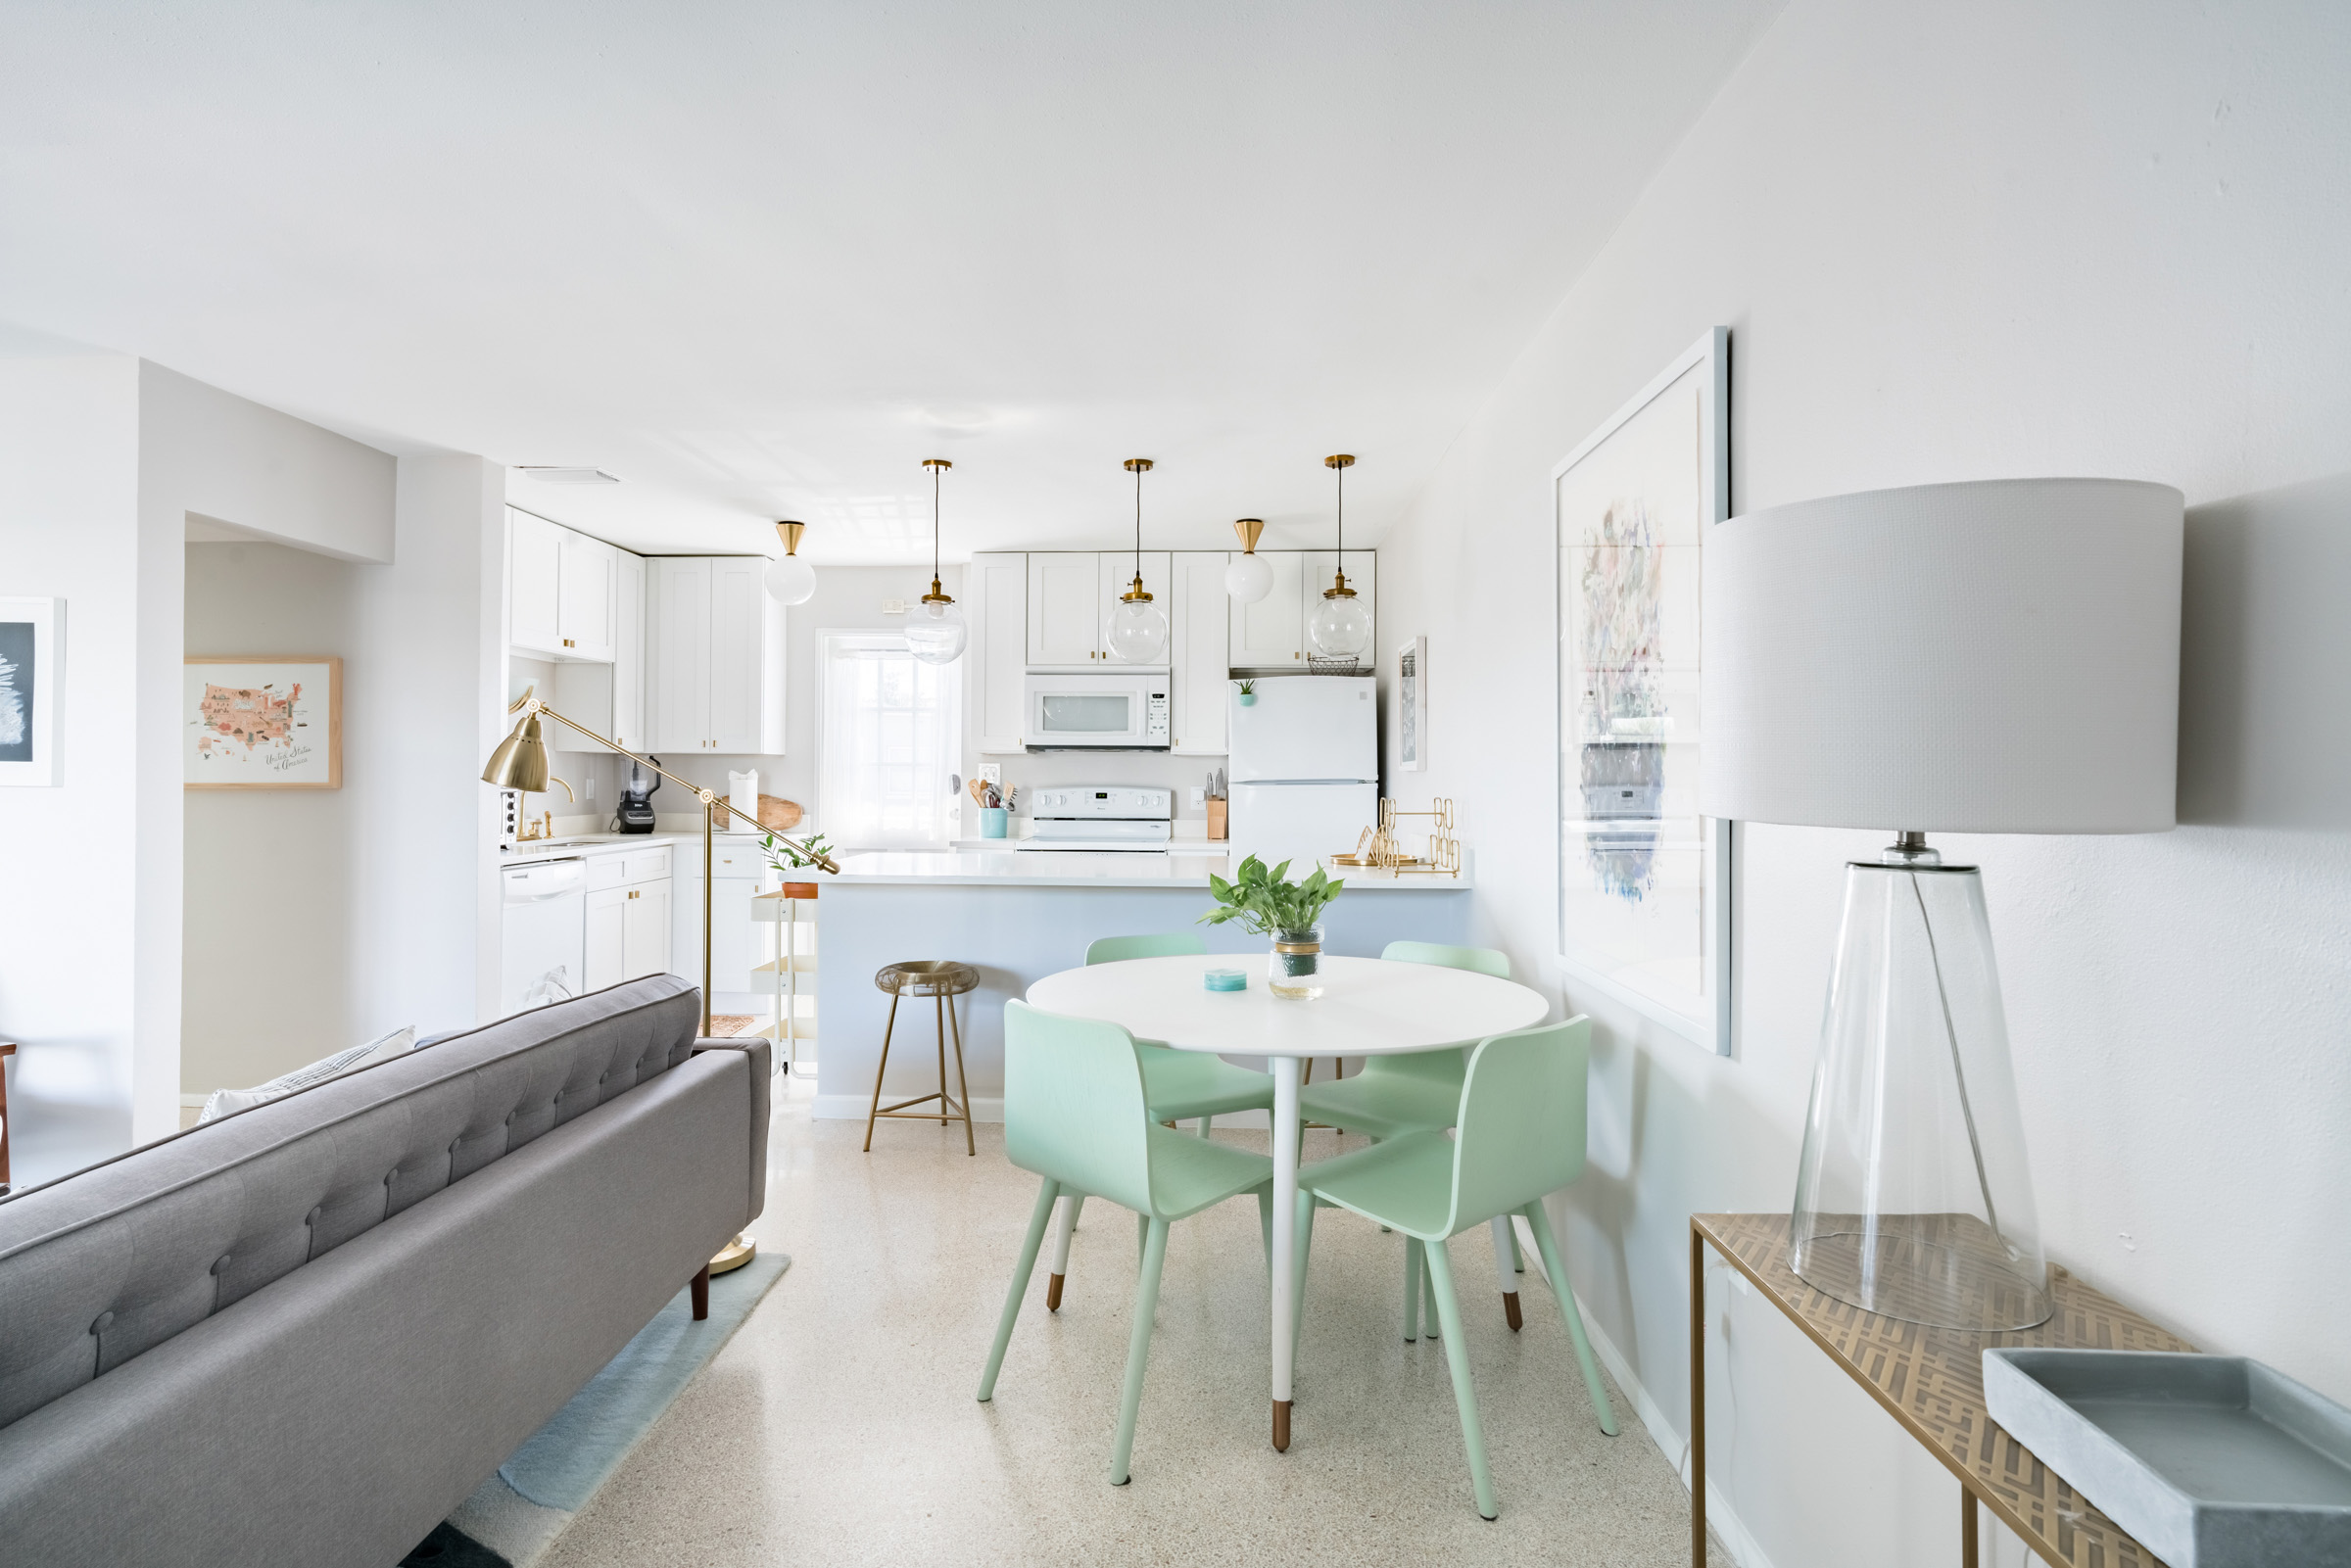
1025, 951, 1549, 1451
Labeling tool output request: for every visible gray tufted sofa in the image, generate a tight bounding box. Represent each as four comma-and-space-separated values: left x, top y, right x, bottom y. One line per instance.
0, 973, 766, 1568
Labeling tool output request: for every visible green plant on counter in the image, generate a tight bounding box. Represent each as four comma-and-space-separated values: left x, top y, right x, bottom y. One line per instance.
762, 832, 834, 873
1199, 854, 1342, 936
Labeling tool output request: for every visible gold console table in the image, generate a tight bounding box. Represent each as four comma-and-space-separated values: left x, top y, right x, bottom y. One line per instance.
1690, 1212, 2193, 1568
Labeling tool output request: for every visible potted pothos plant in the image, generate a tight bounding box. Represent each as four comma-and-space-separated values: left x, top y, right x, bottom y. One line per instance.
1200, 855, 1343, 998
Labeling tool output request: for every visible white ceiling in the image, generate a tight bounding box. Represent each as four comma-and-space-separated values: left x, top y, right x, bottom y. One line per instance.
0, 2, 1781, 562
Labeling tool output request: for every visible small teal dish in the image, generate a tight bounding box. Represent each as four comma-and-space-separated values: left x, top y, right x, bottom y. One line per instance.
1202, 969, 1246, 992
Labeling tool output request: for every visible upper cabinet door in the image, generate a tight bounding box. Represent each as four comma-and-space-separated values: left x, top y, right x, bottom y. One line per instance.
968, 552, 1029, 755
509, 509, 564, 657
1027, 553, 1102, 666
706, 556, 767, 753
612, 551, 646, 750
1170, 552, 1231, 755
648, 557, 711, 751
1301, 550, 1376, 660
1096, 551, 1173, 665
556, 531, 617, 661
1228, 550, 1306, 668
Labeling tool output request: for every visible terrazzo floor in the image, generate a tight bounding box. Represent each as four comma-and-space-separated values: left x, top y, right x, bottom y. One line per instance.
540, 1076, 1729, 1567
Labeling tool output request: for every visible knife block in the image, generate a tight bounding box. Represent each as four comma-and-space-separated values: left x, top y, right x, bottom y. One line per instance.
1206, 798, 1227, 840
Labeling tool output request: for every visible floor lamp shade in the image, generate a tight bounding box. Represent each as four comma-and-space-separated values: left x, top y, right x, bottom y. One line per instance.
1699, 478, 2183, 1330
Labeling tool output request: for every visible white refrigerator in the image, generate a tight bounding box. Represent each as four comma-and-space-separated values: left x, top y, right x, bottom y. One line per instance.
1226, 675, 1379, 873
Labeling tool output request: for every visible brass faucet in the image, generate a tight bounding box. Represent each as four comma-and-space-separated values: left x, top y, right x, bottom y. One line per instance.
515, 777, 574, 842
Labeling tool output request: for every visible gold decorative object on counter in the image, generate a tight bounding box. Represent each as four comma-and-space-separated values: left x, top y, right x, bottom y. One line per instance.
1342, 797, 1461, 877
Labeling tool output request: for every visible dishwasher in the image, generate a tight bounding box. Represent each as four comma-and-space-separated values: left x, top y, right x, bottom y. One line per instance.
500, 857, 588, 1017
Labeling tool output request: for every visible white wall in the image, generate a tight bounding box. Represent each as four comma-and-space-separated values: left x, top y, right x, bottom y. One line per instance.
1372, 4, 2351, 1564
0, 348, 142, 1182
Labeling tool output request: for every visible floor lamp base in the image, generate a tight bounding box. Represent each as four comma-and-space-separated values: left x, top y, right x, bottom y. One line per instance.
709, 1233, 757, 1275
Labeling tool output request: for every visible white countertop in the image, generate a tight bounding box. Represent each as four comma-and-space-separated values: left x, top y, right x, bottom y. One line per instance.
828, 848, 1469, 889
498, 830, 741, 866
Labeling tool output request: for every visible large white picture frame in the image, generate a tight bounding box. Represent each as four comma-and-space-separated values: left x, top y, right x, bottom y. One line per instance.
0, 597, 63, 787
1553, 328, 1732, 1054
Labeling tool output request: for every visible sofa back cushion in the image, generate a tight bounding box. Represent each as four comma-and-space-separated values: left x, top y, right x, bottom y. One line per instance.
0, 976, 701, 1432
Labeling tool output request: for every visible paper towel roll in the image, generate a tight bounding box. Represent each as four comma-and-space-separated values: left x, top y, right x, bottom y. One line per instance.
728, 769, 759, 827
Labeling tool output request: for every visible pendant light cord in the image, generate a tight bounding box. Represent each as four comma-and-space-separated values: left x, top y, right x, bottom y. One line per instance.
1134, 464, 1144, 578
933, 463, 941, 585
1335, 461, 1343, 555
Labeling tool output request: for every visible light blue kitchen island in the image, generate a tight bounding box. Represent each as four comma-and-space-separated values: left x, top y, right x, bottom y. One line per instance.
813, 849, 1477, 1123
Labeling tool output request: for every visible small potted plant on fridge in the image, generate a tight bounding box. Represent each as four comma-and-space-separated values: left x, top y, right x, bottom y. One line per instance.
1234, 678, 1258, 707
1199, 855, 1344, 999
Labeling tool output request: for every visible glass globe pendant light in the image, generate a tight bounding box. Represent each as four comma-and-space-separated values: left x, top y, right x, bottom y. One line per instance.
1104, 457, 1171, 663
1224, 517, 1272, 603
1306, 453, 1371, 664
763, 520, 817, 605
905, 458, 967, 666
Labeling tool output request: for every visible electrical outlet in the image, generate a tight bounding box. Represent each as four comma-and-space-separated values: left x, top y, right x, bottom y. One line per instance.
882, 597, 909, 615
585, 776, 597, 802
1189, 785, 1206, 808
979, 764, 1002, 785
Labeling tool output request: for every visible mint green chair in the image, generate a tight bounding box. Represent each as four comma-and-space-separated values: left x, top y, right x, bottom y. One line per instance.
1295, 939, 1529, 1331
979, 1001, 1275, 1485
1292, 1017, 1616, 1519
1042, 933, 1279, 1311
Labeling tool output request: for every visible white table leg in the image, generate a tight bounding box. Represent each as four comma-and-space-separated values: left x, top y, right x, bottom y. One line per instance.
1270, 1053, 1301, 1450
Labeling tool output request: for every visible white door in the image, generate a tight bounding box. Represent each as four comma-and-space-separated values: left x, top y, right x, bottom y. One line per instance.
1227, 673, 1379, 783
584, 885, 627, 990
1226, 781, 1379, 873
1228, 550, 1306, 668
1027, 553, 1102, 666
1096, 551, 1172, 664
969, 552, 1029, 754
557, 531, 617, 661
708, 557, 765, 751
612, 551, 646, 749
509, 509, 564, 657
1171, 551, 1231, 755
623, 881, 669, 979
649, 557, 710, 751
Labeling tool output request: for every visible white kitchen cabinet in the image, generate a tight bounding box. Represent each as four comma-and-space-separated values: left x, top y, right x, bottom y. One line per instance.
672, 838, 766, 997
1170, 551, 1232, 755
623, 879, 670, 979
584, 886, 628, 990
1302, 550, 1377, 660
966, 552, 1029, 754
648, 556, 785, 754
1027, 553, 1103, 666
556, 530, 617, 660
1096, 550, 1173, 665
1228, 549, 1307, 667
552, 545, 647, 754
509, 509, 564, 657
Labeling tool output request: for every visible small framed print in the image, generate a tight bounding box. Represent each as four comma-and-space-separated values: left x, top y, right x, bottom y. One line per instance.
184, 656, 342, 789
1395, 635, 1427, 772
0, 597, 63, 786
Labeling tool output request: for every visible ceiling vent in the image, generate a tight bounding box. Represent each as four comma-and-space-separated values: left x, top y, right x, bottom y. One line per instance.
520, 467, 621, 484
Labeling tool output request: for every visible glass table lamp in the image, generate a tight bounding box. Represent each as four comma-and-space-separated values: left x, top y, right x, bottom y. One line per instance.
1700, 477, 2183, 1331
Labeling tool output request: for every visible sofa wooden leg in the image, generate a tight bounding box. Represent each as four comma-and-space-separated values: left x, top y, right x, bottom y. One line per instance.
692, 1263, 710, 1321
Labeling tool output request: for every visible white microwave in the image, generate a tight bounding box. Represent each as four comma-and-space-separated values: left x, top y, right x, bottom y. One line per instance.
1022, 669, 1171, 750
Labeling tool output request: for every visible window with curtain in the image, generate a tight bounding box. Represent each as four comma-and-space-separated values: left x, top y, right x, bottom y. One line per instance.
817, 631, 963, 849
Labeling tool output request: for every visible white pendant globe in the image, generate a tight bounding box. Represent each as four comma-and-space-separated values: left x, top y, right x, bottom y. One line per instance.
905, 598, 967, 665
1307, 593, 1373, 660
1105, 598, 1170, 663
763, 553, 816, 605
1224, 552, 1273, 603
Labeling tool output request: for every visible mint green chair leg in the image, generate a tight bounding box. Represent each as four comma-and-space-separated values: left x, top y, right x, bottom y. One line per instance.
1422, 1251, 1442, 1339
1111, 1216, 1172, 1484
1421, 1240, 1498, 1519
1256, 1186, 1273, 1272
1403, 1237, 1424, 1341
1506, 1216, 1524, 1272
1198, 1116, 1213, 1138
1523, 1201, 1617, 1435
980, 1176, 1061, 1402
1135, 1210, 1149, 1264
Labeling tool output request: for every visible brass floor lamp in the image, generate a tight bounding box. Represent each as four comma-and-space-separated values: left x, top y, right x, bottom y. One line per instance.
484, 691, 839, 1272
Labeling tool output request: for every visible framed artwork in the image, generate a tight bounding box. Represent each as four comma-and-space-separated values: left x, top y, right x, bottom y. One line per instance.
1554, 327, 1732, 1054
1395, 635, 1427, 772
0, 597, 63, 786
184, 656, 342, 789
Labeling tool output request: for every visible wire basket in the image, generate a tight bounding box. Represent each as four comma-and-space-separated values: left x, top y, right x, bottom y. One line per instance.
1306, 654, 1361, 674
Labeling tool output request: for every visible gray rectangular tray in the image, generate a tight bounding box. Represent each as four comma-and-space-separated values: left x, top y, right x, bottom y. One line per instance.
1984, 1350, 2351, 1567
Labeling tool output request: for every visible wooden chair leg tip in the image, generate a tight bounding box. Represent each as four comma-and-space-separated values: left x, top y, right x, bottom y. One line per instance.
1046, 1274, 1064, 1311
1503, 1292, 1523, 1331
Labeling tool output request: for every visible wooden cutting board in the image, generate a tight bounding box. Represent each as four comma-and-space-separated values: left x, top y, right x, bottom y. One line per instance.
756, 794, 803, 832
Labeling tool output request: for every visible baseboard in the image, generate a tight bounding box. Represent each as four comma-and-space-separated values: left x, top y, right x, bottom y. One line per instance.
1570, 1283, 1780, 1568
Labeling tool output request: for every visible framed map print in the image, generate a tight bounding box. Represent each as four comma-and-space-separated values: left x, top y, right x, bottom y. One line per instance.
184, 656, 342, 789
1554, 328, 1731, 1054
0, 597, 63, 786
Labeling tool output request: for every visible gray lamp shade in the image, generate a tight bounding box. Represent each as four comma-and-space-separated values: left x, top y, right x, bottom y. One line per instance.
1698, 478, 2183, 833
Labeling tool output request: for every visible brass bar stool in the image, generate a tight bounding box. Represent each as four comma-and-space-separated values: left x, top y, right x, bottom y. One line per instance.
865, 961, 980, 1156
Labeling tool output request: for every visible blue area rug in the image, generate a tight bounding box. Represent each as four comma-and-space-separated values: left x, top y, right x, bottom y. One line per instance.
415, 1251, 791, 1567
